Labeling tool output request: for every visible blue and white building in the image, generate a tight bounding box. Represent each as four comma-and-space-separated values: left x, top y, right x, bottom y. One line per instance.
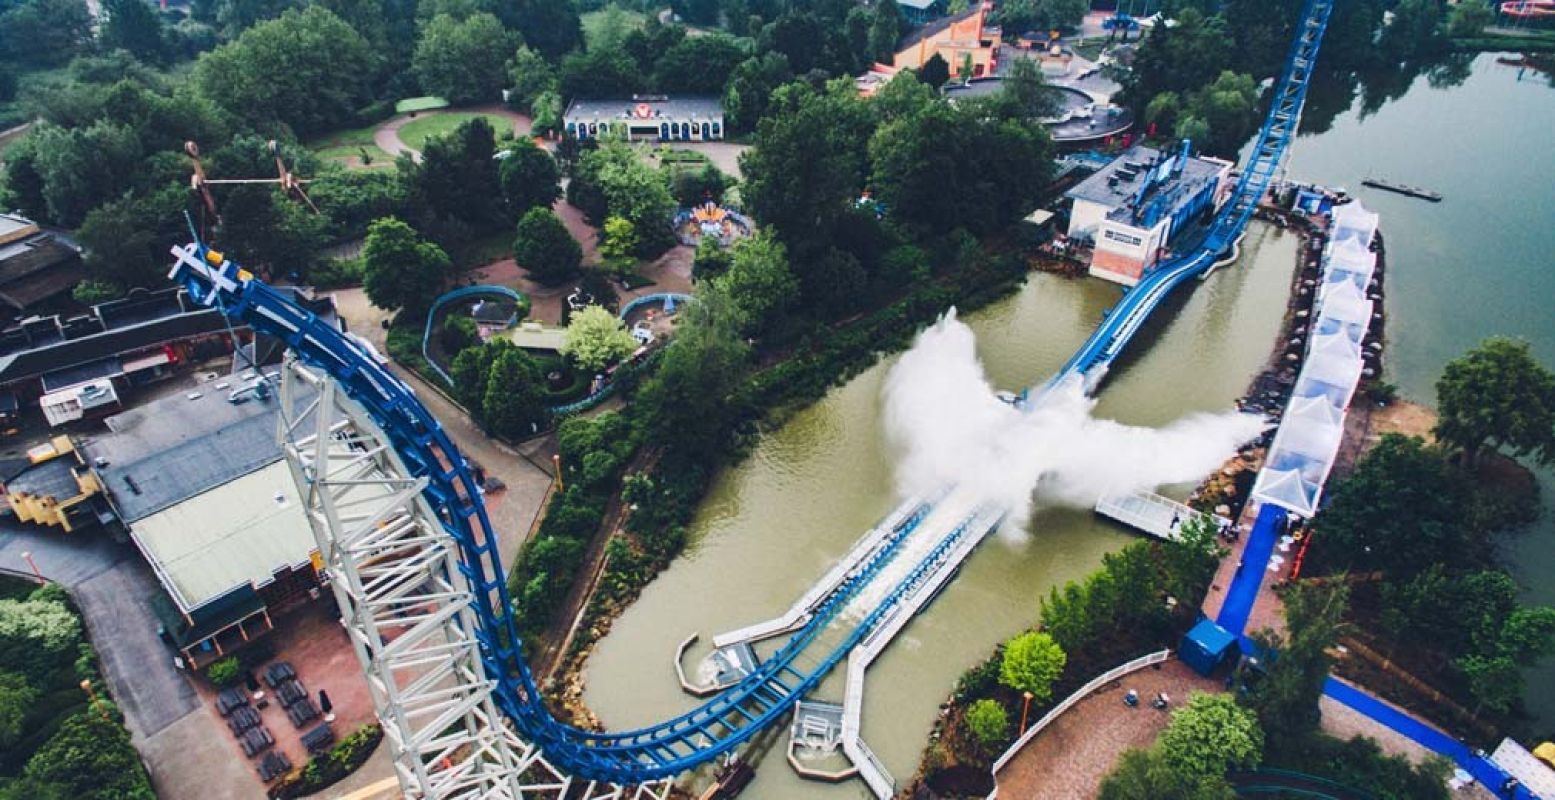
564, 95, 725, 143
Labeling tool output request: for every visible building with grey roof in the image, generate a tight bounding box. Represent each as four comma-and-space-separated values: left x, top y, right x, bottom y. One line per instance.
1063, 143, 1231, 286
78, 370, 330, 666
564, 94, 725, 142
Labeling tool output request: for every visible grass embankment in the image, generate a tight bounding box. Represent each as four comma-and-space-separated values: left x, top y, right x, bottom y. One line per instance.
581, 8, 648, 50
305, 123, 393, 169
1452, 30, 1555, 53
397, 111, 517, 152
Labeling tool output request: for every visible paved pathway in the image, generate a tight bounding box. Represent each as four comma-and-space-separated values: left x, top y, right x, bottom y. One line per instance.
0, 519, 255, 798
374, 105, 534, 163
992, 659, 1222, 799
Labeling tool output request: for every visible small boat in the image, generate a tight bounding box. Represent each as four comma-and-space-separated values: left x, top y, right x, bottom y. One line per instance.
1361, 177, 1442, 202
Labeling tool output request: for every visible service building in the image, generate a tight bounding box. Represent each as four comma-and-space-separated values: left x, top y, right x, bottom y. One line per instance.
1064, 143, 1232, 286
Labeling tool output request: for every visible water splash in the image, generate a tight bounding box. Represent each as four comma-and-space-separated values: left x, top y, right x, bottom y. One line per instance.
882, 310, 1266, 528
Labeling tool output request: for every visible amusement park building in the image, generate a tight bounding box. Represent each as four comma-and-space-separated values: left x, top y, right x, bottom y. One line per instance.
79, 381, 325, 667
892, 5, 1002, 79
1064, 143, 1232, 286
563, 95, 725, 142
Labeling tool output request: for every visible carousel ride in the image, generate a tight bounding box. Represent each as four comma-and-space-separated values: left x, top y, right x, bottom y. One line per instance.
673, 201, 753, 247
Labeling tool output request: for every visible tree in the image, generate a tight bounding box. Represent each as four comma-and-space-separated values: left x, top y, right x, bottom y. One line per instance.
558, 47, 643, 101
561, 305, 637, 373
1448, 1, 1493, 38
740, 81, 873, 257
404, 117, 507, 233
994, 57, 1061, 120
20, 120, 143, 227
0, 671, 38, 750
1309, 435, 1475, 576
997, 0, 1087, 34
998, 631, 1066, 704
868, 96, 1053, 236
635, 291, 750, 460
413, 13, 513, 104
599, 216, 639, 276
1181, 71, 1260, 156
513, 207, 582, 284
963, 699, 1009, 752
213, 185, 329, 278
1245, 582, 1348, 740
451, 338, 503, 409
76, 184, 192, 293
709, 232, 797, 335
1380, 0, 1444, 60
482, 345, 546, 438
1124, 8, 1233, 108
194, 7, 376, 136
570, 139, 678, 257
100, 0, 168, 63
671, 164, 731, 208
362, 217, 451, 318
1159, 692, 1263, 779
508, 46, 557, 112
23, 712, 154, 800
1435, 337, 1555, 468
868, 0, 903, 63
512, 0, 582, 59
1457, 653, 1520, 715
0, 595, 82, 687
441, 314, 479, 355
1161, 514, 1224, 604
1099, 748, 1203, 800
724, 53, 792, 133
0, 0, 93, 68
498, 140, 561, 218
919, 53, 951, 90
692, 237, 732, 280
654, 34, 749, 95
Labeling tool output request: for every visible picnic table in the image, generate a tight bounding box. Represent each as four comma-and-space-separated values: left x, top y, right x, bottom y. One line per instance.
227, 705, 262, 734
300, 722, 335, 755
216, 687, 249, 716
257, 751, 292, 782
277, 678, 308, 708
238, 725, 274, 757
287, 697, 320, 728
263, 661, 297, 689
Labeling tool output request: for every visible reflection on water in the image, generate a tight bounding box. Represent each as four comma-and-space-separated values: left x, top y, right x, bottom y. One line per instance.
584, 225, 1298, 798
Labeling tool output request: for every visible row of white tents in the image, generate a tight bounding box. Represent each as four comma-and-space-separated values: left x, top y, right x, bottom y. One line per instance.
1250, 202, 1379, 518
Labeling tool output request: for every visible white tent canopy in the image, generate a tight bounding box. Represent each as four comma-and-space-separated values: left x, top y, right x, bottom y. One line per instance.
1318, 278, 1374, 328
1331, 201, 1378, 247
1329, 234, 1375, 272
1251, 467, 1319, 517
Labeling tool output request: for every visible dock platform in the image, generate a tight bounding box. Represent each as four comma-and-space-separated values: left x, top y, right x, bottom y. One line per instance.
1094, 489, 1228, 540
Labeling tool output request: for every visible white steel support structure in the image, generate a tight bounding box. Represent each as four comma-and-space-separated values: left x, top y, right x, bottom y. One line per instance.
277, 360, 668, 800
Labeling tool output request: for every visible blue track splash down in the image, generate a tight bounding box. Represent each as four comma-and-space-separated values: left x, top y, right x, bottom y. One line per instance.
167, 0, 1336, 785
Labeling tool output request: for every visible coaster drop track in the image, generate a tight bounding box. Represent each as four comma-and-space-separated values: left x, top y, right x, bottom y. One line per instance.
168, 0, 1333, 793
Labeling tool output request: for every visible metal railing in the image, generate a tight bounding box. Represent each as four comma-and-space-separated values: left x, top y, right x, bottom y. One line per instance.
988, 649, 1172, 784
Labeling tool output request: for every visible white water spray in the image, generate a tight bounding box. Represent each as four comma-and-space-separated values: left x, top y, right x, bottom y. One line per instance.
882, 310, 1266, 528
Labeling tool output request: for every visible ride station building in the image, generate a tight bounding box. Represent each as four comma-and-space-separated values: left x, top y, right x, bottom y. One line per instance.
563, 95, 725, 143
1064, 142, 1232, 286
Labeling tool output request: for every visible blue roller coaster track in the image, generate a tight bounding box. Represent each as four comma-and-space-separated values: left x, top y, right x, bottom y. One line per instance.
167, 0, 1333, 786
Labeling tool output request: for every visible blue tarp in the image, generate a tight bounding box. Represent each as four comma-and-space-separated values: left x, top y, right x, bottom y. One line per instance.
1217, 502, 1286, 639
1181, 617, 1237, 676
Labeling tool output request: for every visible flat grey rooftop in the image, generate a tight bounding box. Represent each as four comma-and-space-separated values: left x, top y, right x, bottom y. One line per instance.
1065, 145, 1225, 221
79, 375, 314, 522
565, 95, 722, 120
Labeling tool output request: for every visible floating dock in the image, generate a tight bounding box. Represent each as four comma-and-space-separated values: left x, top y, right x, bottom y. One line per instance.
1093, 489, 1230, 540
1361, 177, 1442, 202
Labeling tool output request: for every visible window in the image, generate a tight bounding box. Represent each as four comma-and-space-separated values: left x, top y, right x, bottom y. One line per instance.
1104, 229, 1144, 247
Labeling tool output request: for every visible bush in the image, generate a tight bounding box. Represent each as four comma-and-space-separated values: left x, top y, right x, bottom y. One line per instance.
963, 699, 1010, 753
268, 724, 383, 799
205, 656, 242, 687
308, 257, 363, 289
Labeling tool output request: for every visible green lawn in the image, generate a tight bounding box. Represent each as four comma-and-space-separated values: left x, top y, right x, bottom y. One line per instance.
396, 96, 450, 114
305, 124, 394, 169
398, 112, 516, 152
581, 6, 647, 50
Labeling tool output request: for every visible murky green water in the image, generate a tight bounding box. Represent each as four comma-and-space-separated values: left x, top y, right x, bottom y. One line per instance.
585, 53, 1555, 798
583, 224, 1299, 797
1285, 53, 1555, 731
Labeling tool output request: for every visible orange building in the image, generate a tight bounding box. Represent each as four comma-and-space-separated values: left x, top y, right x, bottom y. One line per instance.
893, 5, 1002, 80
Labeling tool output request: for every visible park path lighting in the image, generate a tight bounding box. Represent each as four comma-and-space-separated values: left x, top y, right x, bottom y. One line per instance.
20, 551, 44, 584
553, 454, 563, 492
1019, 691, 1034, 734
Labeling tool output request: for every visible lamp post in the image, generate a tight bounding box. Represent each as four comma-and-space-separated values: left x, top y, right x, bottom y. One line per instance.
1019, 691, 1034, 733
20, 551, 44, 584
552, 454, 563, 492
